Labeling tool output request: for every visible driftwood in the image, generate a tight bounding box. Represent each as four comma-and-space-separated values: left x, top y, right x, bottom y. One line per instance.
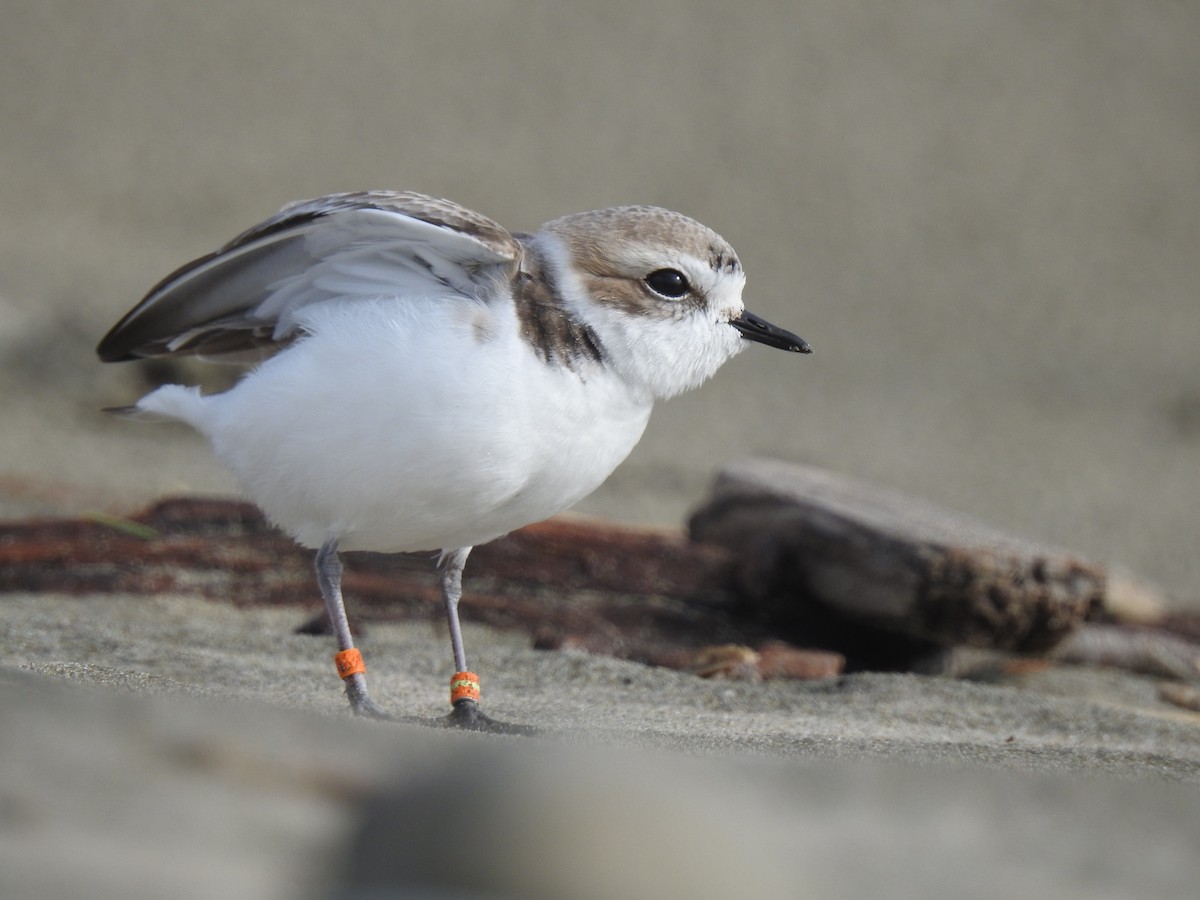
1158, 682, 1200, 712
1052, 624, 1200, 682
0, 496, 843, 680
688, 459, 1108, 669
2, 465, 1196, 685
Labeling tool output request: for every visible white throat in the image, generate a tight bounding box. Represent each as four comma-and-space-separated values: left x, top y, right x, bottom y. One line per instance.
531, 232, 749, 400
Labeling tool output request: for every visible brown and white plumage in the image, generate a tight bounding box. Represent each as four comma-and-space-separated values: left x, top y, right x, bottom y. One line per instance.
97, 190, 810, 726
98, 191, 525, 362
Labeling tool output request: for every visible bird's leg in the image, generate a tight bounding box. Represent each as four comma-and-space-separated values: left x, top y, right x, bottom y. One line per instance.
439, 547, 473, 674
316, 539, 388, 718
438, 547, 483, 727
435, 548, 529, 733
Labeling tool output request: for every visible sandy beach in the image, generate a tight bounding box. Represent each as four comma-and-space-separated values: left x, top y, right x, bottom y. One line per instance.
2, 4, 1199, 897
2, 592, 1199, 898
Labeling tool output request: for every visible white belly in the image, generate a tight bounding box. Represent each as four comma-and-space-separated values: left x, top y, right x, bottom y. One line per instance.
194, 298, 652, 551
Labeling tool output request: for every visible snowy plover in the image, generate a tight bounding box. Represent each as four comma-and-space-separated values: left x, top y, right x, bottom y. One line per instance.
97, 191, 811, 729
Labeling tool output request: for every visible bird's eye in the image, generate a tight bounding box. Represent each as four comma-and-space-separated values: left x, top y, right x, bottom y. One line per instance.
644, 269, 691, 299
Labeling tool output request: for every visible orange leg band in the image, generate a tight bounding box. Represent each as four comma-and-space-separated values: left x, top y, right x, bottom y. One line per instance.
334, 648, 366, 679
450, 671, 481, 705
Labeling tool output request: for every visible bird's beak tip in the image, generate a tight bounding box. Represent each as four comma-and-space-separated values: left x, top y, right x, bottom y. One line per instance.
731, 310, 812, 355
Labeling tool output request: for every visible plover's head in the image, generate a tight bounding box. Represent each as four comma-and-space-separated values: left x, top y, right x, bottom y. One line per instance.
531, 206, 808, 399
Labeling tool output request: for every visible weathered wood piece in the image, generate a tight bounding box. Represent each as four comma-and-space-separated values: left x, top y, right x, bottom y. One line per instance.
688, 459, 1106, 662
5, 485, 1191, 683
0, 496, 842, 680
1158, 682, 1200, 712
1052, 624, 1200, 682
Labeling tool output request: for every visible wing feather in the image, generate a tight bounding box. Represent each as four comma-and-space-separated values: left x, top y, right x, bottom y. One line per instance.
97, 191, 523, 362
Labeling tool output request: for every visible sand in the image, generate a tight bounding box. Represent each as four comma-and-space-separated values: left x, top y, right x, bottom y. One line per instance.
2, 592, 1198, 898
2, 5, 1199, 897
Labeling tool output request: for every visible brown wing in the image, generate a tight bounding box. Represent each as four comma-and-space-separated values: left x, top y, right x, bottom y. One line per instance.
97, 191, 523, 362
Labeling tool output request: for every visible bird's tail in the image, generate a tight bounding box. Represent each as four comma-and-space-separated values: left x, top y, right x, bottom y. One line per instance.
108, 384, 210, 429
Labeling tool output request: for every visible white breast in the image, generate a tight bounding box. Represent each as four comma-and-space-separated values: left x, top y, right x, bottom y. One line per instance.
191, 295, 652, 552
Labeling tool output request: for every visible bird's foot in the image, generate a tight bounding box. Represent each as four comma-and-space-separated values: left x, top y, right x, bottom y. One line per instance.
435, 699, 536, 735
346, 678, 394, 720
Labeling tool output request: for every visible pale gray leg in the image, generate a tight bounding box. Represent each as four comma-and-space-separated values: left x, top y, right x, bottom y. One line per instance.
434, 546, 532, 733
438, 547, 473, 674
316, 539, 387, 718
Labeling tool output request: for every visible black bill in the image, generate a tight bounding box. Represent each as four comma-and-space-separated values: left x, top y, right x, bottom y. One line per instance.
730, 311, 812, 354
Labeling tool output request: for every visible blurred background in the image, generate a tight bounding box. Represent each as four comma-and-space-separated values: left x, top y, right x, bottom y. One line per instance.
1, 2, 1196, 603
